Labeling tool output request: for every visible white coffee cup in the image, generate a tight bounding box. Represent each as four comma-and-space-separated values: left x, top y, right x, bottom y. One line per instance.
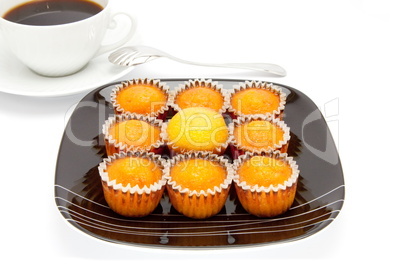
0, 0, 136, 77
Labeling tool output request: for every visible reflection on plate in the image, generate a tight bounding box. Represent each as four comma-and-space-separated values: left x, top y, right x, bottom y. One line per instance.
0, 34, 134, 97
55, 79, 345, 247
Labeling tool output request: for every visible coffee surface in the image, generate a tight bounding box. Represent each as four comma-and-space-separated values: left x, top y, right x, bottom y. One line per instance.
3, 0, 103, 26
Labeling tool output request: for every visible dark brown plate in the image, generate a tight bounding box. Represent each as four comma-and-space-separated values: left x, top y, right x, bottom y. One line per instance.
54, 78, 345, 248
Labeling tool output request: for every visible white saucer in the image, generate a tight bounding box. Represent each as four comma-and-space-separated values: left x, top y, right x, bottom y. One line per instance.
0, 35, 134, 97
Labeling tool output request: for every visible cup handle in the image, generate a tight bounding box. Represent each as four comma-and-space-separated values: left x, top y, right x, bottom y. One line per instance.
95, 12, 136, 56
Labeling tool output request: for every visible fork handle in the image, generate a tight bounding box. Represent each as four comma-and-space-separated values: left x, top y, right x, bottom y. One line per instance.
169, 57, 287, 77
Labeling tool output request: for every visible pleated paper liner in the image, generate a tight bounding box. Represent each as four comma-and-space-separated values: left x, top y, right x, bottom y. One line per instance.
98, 151, 168, 217
164, 151, 234, 219
232, 150, 299, 218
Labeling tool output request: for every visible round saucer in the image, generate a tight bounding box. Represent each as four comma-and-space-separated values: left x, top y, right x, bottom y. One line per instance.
0, 35, 134, 97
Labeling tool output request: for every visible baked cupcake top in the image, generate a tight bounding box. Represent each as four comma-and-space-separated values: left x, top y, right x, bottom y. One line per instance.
98, 151, 167, 194
230, 115, 290, 153
106, 156, 163, 188
169, 79, 227, 113
165, 152, 233, 196
111, 78, 169, 117
170, 158, 226, 192
229, 81, 286, 117
237, 156, 292, 187
109, 119, 161, 148
162, 107, 229, 154
103, 113, 164, 152
233, 151, 299, 192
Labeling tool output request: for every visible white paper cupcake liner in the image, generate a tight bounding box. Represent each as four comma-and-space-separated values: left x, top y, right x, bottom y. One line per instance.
232, 150, 299, 193
227, 80, 286, 117
98, 151, 168, 195
168, 78, 230, 114
102, 113, 164, 153
228, 114, 290, 153
164, 151, 234, 197
111, 78, 170, 117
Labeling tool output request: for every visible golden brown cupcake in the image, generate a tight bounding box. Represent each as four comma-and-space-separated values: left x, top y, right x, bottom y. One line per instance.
228, 80, 286, 119
103, 113, 164, 156
111, 78, 169, 119
233, 151, 299, 218
165, 152, 233, 219
98, 151, 167, 217
169, 79, 228, 113
162, 107, 229, 155
229, 114, 290, 158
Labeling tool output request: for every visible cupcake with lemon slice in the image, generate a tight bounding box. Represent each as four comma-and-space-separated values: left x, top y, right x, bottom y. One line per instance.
162, 107, 229, 155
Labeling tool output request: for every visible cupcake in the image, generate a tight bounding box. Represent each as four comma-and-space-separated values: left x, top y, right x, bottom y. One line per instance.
111, 78, 169, 119
228, 80, 286, 119
161, 107, 229, 155
233, 151, 299, 218
103, 113, 164, 156
229, 114, 290, 158
169, 79, 228, 114
165, 152, 233, 219
98, 151, 167, 217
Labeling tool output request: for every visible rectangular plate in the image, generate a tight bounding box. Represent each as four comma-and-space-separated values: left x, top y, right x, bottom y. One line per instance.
54, 79, 345, 247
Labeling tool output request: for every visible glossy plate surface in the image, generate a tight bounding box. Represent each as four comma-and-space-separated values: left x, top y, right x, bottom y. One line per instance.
55, 79, 345, 247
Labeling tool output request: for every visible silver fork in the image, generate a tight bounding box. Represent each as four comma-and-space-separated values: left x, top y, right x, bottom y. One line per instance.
108, 45, 287, 77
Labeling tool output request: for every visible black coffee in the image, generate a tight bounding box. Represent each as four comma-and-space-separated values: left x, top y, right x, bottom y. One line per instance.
3, 0, 103, 26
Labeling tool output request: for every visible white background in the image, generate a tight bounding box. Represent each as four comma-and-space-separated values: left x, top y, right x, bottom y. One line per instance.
0, 0, 401, 263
